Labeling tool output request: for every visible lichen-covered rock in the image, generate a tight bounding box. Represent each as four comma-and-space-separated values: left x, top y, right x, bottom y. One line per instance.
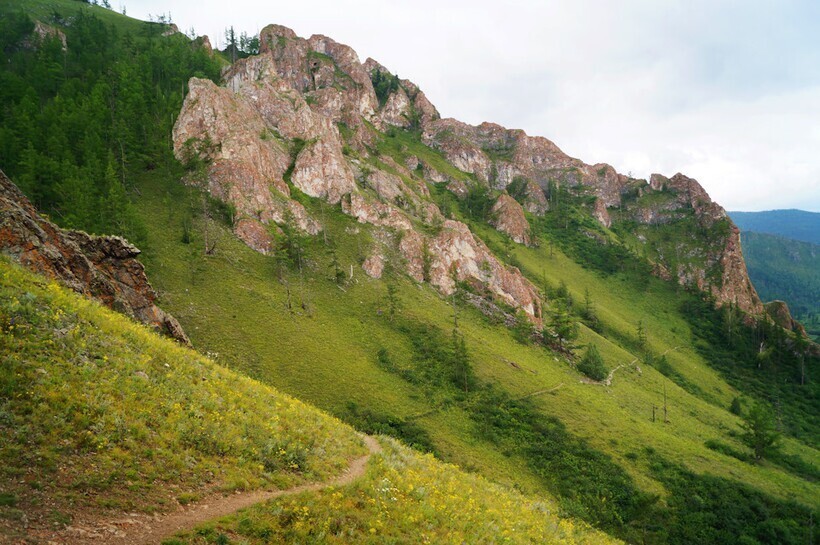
173, 77, 321, 252
194, 35, 213, 55
490, 194, 531, 245
364, 58, 440, 129
518, 179, 549, 214
31, 20, 66, 51
592, 198, 611, 228
424, 121, 630, 211
292, 136, 356, 204
627, 172, 762, 315
341, 193, 413, 232
0, 170, 189, 344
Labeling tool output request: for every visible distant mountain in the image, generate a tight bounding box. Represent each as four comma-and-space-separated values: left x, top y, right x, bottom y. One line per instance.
729, 209, 820, 244
740, 231, 820, 340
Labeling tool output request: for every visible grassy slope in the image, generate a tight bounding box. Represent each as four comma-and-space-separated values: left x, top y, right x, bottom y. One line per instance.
0, 257, 365, 539
6, 0, 147, 32
1, 1, 817, 539
132, 159, 819, 517
172, 438, 619, 545
0, 262, 618, 545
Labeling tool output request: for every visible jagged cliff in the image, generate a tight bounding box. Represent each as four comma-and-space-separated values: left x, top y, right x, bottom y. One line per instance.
173, 23, 762, 317
0, 170, 189, 344
173, 25, 541, 319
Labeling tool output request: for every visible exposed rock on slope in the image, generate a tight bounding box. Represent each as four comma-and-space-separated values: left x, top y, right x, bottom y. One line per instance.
173, 22, 762, 317
619, 173, 762, 315
0, 170, 189, 344
490, 194, 531, 245
765, 300, 808, 337
420, 120, 760, 314
174, 25, 543, 320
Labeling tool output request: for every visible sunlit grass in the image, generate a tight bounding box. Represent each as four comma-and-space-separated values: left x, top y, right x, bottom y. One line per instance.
0, 258, 365, 536
176, 437, 621, 545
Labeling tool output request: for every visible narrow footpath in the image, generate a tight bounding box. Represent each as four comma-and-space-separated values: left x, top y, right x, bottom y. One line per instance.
57, 435, 381, 545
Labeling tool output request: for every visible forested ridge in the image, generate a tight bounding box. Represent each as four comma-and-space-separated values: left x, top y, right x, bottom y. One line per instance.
0, 7, 221, 241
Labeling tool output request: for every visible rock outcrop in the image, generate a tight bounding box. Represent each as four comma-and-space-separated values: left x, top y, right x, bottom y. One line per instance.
174, 25, 544, 320
623, 172, 763, 315
173, 22, 765, 318
765, 301, 808, 337
0, 170, 189, 344
490, 194, 531, 245
420, 113, 761, 314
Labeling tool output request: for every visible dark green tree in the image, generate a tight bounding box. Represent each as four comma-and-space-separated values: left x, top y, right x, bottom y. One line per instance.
741, 402, 781, 461
385, 282, 400, 322
547, 298, 578, 351
580, 287, 600, 332
577, 344, 607, 381
729, 396, 743, 416
636, 320, 647, 351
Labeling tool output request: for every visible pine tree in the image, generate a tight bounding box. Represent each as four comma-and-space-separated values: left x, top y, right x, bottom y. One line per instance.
577, 344, 607, 381
547, 298, 578, 351
741, 402, 781, 461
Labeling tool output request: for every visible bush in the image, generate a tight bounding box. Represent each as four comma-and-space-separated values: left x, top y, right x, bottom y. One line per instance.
577, 344, 607, 381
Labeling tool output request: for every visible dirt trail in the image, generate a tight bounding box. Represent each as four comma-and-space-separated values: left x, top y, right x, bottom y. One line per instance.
58, 435, 381, 545
580, 346, 680, 387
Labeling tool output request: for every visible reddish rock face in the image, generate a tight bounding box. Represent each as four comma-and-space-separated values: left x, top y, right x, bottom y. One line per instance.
626, 172, 762, 314
765, 301, 809, 337
174, 25, 546, 321
416, 220, 541, 318
173, 22, 764, 319
519, 179, 549, 215
0, 171, 189, 344
490, 194, 531, 245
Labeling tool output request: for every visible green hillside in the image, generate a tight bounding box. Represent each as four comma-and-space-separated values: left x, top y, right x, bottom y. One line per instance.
131, 154, 819, 544
730, 210, 820, 245
0, 257, 365, 540
174, 437, 616, 545
0, 258, 619, 544
740, 231, 820, 340
1, 3, 819, 545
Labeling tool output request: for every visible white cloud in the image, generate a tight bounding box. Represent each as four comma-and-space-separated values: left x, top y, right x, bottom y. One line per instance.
128, 0, 820, 211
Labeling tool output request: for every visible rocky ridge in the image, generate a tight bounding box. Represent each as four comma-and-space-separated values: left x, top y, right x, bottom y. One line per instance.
173, 25, 542, 319
173, 23, 762, 317
0, 169, 189, 344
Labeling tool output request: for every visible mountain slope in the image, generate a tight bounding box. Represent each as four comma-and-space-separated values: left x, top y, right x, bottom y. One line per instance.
730, 209, 820, 245
0, 257, 365, 541
0, 257, 618, 544
739, 231, 820, 340
1, 4, 818, 544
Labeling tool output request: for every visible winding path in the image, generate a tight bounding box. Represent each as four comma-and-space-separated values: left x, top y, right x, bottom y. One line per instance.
62, 435, 381, 544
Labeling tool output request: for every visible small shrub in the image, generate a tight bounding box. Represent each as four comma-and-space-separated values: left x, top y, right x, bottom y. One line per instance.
577, 344, 607, 381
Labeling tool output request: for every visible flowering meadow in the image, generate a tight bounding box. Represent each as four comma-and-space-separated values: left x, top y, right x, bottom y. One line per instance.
0, 258, 365, 538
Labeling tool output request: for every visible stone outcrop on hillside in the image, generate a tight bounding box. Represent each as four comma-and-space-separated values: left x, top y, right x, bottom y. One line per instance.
623, 172, 763, 315
173, 22, 764, 318
0, 170, 189, 344
173, 25, 544, 320
765, 301, 808, 337
490, 194, 531, 245
420, 119, 761, 314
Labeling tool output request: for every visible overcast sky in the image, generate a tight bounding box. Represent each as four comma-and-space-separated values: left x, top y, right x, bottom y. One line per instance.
128, 0, 820, 211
